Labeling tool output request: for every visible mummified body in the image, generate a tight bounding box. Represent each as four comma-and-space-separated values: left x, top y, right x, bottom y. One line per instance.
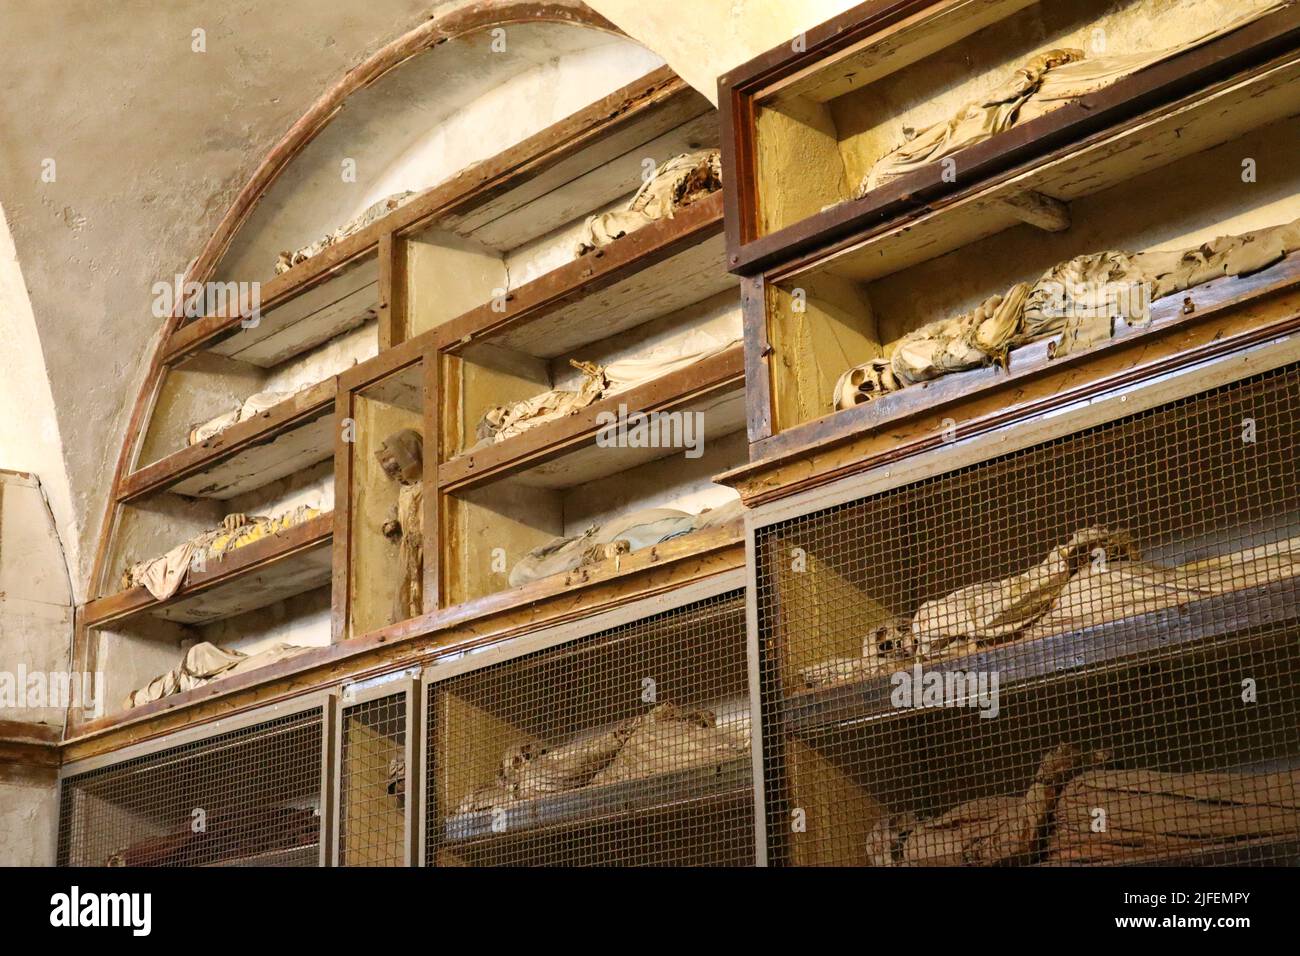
376, 429, 424, 624
861, 5, 1282, 193
867, 743, 1110, 866
575, 149, 722, 255
834, 216, 1300, 409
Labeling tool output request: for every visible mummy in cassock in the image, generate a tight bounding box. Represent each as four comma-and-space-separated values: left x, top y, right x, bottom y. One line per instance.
834, 216, 1300, 409
376, 429, 424, 624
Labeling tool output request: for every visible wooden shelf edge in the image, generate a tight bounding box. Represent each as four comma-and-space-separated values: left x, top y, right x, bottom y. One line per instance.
721, 253, 1300, 504
117, 378, 338, 503
439, 344, 745, 490
161, 65, 708, 366
83, 512, 335, 629
729, 4, 1300, 275
434, 190, 728, 351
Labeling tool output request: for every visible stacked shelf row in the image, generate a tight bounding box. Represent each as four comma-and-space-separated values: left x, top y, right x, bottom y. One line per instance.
60, 583, 753, 868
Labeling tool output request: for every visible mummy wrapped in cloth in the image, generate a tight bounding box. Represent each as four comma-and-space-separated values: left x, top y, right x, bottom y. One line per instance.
799, 528, 1300, 689
376, 429, 424, 624
861, 4, 1285, 193
454, 703, 747, 814
124, 640, 311, 709
119, 505, 322, 601
575, 149, 722, 256
473, 329, 740, 449
833, 216, 1300, 409
187, 384, 309, 445
275, 191, 416, 274
868, 743, 1111, 866
507, 497, 744, 588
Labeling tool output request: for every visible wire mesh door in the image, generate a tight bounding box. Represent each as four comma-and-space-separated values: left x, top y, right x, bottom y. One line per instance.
58, 698, 328, 867
424, 586, 754, 866
335, 679, 417, 866
754, 362, 1300, 866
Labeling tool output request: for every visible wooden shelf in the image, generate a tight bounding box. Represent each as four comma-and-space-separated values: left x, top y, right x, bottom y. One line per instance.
439, 190, 733, 360
442, 757, 753, 850
731, 229, 1300, 489
119, 378, 337, 503
84, 512, 334, 628
727, 3, 1300, 274
440, 344, 745, 491
162, 66, 715, 368
166, 252, 380, 368
770, 46, 1300, 284
785, 575, 1300, 739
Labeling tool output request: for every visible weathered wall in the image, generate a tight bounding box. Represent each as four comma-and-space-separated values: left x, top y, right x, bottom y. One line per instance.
0, 469, 71, 866
0, 779, 58, 866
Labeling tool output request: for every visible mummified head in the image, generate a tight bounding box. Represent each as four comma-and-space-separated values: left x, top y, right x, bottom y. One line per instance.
375, 429, 423, 484
863, 620, 913, 663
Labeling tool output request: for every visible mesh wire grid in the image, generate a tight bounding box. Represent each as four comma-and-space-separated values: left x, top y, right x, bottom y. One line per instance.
754, 362, 1300, 866
424, 589, 753, 866
338, 691, 409, 866
58, 707, 324, 867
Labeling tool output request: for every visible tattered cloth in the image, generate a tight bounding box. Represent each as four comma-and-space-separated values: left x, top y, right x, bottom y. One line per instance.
861, 4, 1284, 193
275, 191, 416, 274
473, 329, 740, 448
833, 216, 1300, 409
800, 531, 1300, 689
123, 640, 311, 709
454, 703, 747, 814
1049, 767, 1300, 864
575, 149, 722, 256
120, 505, 321, 601
187, 384, 312, 445
507, 498, 744, 588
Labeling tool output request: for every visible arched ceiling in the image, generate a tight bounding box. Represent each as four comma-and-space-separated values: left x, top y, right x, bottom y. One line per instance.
0, 0, 860, 601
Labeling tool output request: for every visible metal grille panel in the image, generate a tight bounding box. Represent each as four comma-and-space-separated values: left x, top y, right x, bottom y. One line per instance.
755, 364, 1300, 866
425, 590, 753, 866
58, 706, 325, 867
339, 690, 409, 866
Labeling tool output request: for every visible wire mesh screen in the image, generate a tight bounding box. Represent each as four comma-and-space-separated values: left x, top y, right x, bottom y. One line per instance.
754, 363, 1300, 866
339, 691, 408, 866
57, 707, 324, 867
425, 590, 753, 866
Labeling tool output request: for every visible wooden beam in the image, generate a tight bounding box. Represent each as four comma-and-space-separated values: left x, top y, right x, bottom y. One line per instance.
997, 190, 1071, 232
